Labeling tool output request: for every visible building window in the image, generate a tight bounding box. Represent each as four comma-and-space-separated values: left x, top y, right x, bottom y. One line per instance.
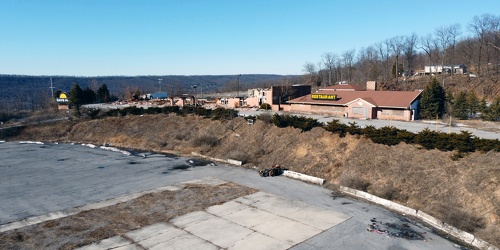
382, 109, 404, 116
352, 107, 364, 114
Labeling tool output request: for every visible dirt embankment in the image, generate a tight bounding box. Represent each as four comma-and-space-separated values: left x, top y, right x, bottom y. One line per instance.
3, 113, 500, 247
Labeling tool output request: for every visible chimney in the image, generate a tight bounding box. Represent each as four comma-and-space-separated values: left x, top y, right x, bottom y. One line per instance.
366, 81, 377, 91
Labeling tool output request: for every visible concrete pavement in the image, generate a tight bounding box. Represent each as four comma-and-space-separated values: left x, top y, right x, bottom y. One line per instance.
0, 141, 463, 249
78, 188, 350, 250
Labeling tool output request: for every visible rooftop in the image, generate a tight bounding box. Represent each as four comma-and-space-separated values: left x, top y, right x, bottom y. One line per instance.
288, 90, 422, 108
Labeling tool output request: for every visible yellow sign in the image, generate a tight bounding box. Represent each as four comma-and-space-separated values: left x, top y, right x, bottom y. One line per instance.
57, 93, 69, 103
311, 94, 337, 100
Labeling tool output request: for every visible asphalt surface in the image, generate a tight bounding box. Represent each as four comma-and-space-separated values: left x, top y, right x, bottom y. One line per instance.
0, 141, 462, 249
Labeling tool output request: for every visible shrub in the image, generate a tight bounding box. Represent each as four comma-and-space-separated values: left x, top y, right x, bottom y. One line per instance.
259, 103, 271, 110
211, 108, 238, 120
414, 128, 439, 150
345, 122, 362, 135
473, 137, 500, 152
257, 113, 273, 123
272, 114, 322, 132
324, 119, 347, 137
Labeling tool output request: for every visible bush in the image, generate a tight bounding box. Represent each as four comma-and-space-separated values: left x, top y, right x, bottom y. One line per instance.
414, 128, 439, 150
259, 103, 271, 110
211, 108, 238, 120
363, 126, 412, 146
345, 122, 362, 135
474, 137, 500, 152
272, 114, 322, 132
324, 119, 347, 137
257, 113, 273, 124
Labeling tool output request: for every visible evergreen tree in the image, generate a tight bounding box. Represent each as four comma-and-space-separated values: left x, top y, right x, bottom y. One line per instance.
81, 87, 96, 104
419, 78, 446, 119
54, 90, 62, 100
68, 83, 83, 116
481, 97, 500, 121
478, 98, 488, 114
452, 91, 468, 119
97, 84, 110, 103
466, 91, 479, 119
445, 90, 454, 115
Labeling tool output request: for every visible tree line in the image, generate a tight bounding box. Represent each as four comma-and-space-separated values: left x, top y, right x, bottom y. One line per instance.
419, 77, 499, 121
302, 13, 500, 89
66, 83, 112, 115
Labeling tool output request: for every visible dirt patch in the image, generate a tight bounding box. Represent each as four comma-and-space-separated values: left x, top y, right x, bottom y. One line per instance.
0, 182, 257, 250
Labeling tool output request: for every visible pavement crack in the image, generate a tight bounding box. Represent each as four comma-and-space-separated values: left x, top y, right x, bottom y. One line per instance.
120, 234, 147, 250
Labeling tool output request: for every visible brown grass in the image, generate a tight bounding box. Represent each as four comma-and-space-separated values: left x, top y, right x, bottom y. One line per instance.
2, 114, 500, 247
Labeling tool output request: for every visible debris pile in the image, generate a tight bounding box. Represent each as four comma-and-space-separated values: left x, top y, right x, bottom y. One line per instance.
367, 218, 426, 241
259, 164, 286, 177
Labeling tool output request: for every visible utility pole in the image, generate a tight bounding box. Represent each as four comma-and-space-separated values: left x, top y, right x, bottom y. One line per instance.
49, 77, 55, 101
237, 74, 241, 97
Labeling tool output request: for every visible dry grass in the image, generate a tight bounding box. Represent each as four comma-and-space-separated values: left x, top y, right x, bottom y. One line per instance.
2, 114, 500, 247
0, 182, 256, 250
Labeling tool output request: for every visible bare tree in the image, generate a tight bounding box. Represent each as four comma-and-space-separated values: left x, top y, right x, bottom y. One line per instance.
342, 49, 356, 83
420, 34, 438, 79
303, 62, 319, 86
403, 33, 418, 75
446, 24, 462, 64
490, 31, 500, 51
303, 62, 316, 75
390, 36, 405, 82
457, 36, 476, 79
376, 39, 391, 83
322, 52, 337, 86
468, 13, 500, 76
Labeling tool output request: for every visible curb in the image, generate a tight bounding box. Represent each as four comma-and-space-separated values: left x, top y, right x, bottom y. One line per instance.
339, 186, 498, 250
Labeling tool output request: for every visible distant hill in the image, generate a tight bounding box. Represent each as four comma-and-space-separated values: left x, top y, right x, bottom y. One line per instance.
0, 74, 295, 111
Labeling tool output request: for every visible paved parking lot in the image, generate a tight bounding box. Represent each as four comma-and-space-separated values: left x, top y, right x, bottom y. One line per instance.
0, 141, 461, 249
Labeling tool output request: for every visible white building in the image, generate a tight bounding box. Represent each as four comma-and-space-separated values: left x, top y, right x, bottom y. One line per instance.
424, 64, 468, 75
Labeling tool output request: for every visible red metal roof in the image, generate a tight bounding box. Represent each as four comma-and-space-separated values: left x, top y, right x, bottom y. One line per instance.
288, 90, 422, 108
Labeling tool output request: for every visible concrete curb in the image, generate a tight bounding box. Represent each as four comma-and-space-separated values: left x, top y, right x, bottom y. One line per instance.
282, 170, 325, 185
191, 152, 242, 166
191, 153, 325, 186
339, 186, 498, 250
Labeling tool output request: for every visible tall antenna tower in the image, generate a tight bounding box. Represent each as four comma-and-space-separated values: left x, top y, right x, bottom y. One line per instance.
49, 77, 55, 101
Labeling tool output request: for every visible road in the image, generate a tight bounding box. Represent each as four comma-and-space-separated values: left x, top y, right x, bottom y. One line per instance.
0, 141, 463, 249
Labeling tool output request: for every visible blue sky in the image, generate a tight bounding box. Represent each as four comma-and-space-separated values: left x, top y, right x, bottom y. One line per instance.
1, 0, 499, 76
